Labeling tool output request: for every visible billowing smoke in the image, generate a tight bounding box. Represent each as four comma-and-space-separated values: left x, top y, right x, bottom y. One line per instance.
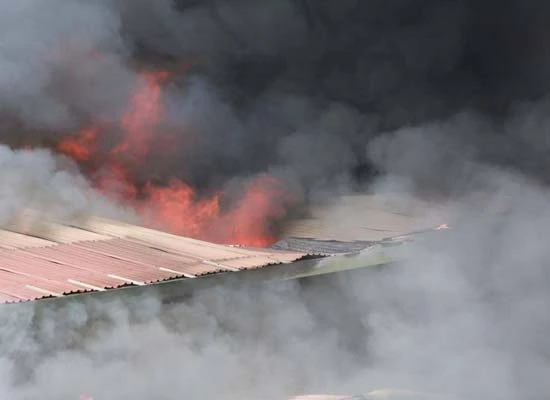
0, 147, 135, 225
3, 0, 550, 239
4, 170, 550, 399
3, 0, 550, 399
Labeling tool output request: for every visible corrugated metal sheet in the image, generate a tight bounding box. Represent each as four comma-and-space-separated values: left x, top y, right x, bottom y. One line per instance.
0, 250, 123, 289
270, 237, 373, 255
11, 221, 112, 243
282, 194, 449, 241
0, 215, 313, 304
0, 230, 56, 249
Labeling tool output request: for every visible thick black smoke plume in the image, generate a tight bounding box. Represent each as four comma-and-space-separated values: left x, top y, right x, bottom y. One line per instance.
3, 0, 550, 207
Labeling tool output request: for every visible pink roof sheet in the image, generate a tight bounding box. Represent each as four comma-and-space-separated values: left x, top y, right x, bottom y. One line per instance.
0, 217, 312, 304
0, 230, 56, 250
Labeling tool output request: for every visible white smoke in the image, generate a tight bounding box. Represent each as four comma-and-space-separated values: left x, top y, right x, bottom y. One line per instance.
0, 146, 134, 226
3, 146, 550, 400
0, 0, 134, 130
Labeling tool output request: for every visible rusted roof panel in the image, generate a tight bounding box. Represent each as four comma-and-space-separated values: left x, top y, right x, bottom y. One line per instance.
76, 217, 266, 259
75, 238, 199, 267
0, 250, 124, 289
9, 222, 111, 244
220, 256, 281, 270
5, 211, 112, 243
0, 215, 313, 304
0, 230, 56, 250
0, 292, 22, 303
123, 234, 254, 261
0, 269, 74, 300
24, 245, 180, 283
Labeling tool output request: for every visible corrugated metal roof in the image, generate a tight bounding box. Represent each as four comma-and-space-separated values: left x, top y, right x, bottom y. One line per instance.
282, 194, 449, 241
0, 215, 313, 304
271, 237, 373, 255
0, 229, 56, 249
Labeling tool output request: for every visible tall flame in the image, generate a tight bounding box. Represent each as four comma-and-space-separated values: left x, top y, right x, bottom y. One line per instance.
56, 70, 292, 246
57, 126, 99, 162
112, 71, 169, 161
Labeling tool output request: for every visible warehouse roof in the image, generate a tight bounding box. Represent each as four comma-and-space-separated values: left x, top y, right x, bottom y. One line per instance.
282, 194, 449, 241
0, 195, 450, 304
0, 212, 312, 304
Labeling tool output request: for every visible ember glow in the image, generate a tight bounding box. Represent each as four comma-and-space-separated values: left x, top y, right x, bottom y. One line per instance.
56, 71, 294, 246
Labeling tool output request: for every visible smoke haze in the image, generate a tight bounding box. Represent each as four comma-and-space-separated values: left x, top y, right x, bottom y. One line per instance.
4, 171, 550, 400
2, 0, 550, 399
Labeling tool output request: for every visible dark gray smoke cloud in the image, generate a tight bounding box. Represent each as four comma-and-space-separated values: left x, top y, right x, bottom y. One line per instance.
140, 0, 550, 193
3, 0, 550, 201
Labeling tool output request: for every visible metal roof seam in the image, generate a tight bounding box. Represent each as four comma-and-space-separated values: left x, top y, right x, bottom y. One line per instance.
20, 247, 176, 281
158, 267, 196, 278
0, 266, 89, 295
0, 217, 313, 303
67, 279, 106, 292
106, 274, 146, 286
24, 284, 63, 298
0, 288, 29, 301
200, 259, 240, 272
70, 241, 201, 275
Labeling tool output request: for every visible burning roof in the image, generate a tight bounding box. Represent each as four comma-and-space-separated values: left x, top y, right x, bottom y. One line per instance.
50, 69, 297, 248
0, 213, 311, 304
0, 193, 451, 304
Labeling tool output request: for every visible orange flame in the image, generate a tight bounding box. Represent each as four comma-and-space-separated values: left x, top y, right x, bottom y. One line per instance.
139, 179, 222, 239
112, 71, 168, 162
57, 126, 99, 162
56, 70, 292, 246
219, 174, 289, 246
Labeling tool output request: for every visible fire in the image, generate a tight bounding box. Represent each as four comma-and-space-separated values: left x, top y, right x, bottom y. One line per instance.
112, 71, 168, 161
219, 174, 289, 247
139, 179, 222, 239
138, 174, 288, 246
57, 126, 99, 162
56, 70, 292, 246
